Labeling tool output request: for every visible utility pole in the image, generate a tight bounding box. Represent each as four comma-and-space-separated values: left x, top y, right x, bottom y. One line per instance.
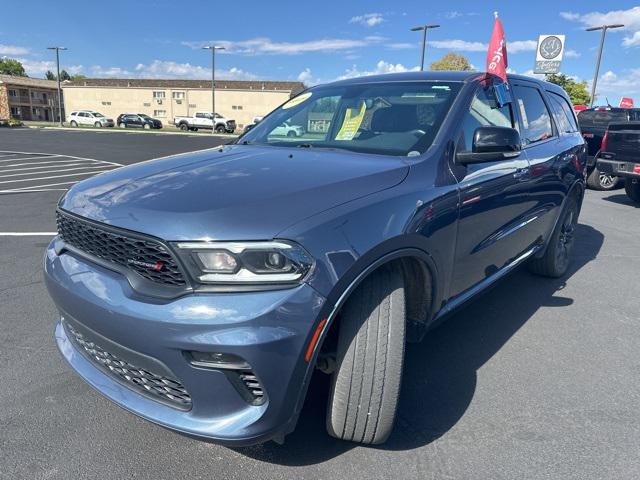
47, 47, 67, 126
202, 45, 225, 134
410, 24, 440, 71
586, 24, 624, 107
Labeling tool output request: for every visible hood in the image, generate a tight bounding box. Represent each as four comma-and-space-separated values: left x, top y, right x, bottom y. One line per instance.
60, 145, 409, 241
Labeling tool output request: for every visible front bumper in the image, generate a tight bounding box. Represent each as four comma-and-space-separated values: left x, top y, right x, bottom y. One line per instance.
101, 121, 115, 127
44, 240, 326, 445
597, 157, 640, 180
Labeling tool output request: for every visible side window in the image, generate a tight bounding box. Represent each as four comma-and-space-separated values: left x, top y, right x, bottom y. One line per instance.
577, 110, 594, 128
513, 85, 553, 145
548, 93, 579, 133
458, 86, 515, 153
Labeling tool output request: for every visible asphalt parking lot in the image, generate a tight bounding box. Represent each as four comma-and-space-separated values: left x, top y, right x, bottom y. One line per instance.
1, 128, 639, 480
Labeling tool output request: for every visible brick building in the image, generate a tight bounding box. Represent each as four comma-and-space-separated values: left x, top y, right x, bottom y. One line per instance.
0, 74, 62, 121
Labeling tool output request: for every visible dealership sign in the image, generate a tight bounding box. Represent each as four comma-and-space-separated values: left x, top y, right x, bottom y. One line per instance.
619, 97, 635, 108
533, 35, 566, 74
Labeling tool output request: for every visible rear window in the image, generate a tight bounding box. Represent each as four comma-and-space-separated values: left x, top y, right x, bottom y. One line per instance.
593, 111, 627, 126
512, 85, 554, 145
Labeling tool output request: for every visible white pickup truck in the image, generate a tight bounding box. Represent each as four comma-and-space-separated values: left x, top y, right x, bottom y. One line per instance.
173, 112, 236, 133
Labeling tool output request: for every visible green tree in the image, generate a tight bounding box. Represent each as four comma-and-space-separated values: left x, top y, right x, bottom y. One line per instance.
70, 74, 86, 81
0, 58, 27, 76
429, 53, 472, 71
45, 70, 56, 80
59, 70, 71, 81
545, 73, 591, 105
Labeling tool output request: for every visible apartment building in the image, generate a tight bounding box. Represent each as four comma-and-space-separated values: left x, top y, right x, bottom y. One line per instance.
62, 79, 305, 129
0, 74, 63, 121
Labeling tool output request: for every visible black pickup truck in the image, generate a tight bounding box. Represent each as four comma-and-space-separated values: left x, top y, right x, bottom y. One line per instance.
596, 122, 640, 203
578, 107, 640, 190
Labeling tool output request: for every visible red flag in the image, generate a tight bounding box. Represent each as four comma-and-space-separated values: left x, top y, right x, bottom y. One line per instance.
486, 13, 508, 83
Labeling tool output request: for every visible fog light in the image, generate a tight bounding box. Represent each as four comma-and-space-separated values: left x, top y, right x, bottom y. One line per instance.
187, 351, 250, 370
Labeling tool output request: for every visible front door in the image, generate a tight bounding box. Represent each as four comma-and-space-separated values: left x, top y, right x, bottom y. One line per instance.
449, 82, 533, 298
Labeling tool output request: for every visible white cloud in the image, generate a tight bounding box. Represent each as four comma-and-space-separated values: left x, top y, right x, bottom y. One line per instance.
596, 68, 640, 96
132, 60, 257, 80
182, 37, 384, 55
564, 49, 581, 58
622, 31, 640, 47
444, 11, 463, 20
387, 42, 415, 50
430, 39, 487, 52
560, 7, 640, 47
297, 68, 314, 85
91, 65, 133, 77
0, 44, 30, 56
508, 40, 537, 53
338, 60, 420, 80
17, 59, 83, 77
349, 13, 384, 27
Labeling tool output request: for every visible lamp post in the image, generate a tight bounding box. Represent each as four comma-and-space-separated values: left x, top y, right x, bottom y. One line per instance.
586, 24, 624, 107
47, 47, 67, 126
410, 24, 440, 71
202, 45, 225, 134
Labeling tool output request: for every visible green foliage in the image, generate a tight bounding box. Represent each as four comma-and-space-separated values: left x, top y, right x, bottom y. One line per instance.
545, 73, 591, 105
429, 53, 472, 71
0, 58, 27, 76
59, 70, 71, 81
45, 70, 56, 80
70, 74, 86, 81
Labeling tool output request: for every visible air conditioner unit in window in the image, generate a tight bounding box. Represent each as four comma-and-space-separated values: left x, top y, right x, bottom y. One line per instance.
156, 99, 163, 104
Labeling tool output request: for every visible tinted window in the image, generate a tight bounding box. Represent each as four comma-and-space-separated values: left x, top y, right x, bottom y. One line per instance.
577, 110, 594, 128
242, 81, 462, 156
458, 85, 515, 152
513, 85, 553, 144
593, 111, 627, 126
548, 93, 579, 133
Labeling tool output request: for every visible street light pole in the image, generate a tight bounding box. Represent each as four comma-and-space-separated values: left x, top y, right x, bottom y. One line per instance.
410, 24, 440, 71
202, 45, 225, 135
47, 47, 67, 127
586, 24, 624, 107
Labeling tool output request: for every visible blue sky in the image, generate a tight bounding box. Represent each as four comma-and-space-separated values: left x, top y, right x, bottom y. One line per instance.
1, 1, 639, 103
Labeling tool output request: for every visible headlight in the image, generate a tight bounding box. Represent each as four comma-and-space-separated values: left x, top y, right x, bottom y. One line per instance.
174, 241, 314, 286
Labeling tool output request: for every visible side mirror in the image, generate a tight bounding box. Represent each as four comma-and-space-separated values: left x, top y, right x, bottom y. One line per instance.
456, 126, 522, 164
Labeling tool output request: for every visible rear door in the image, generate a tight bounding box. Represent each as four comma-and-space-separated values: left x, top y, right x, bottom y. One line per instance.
449, 82, 533, 297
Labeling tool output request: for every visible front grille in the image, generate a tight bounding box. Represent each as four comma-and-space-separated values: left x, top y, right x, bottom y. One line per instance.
64, 321, 192, 410
56, 210, 186, 286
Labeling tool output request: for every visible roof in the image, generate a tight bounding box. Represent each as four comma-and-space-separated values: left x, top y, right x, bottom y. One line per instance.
63, 78, 305, 94
0, 74, 59, 89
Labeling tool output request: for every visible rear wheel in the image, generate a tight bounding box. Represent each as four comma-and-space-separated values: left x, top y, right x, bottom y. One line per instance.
179, 123, 188, 131
70, 120, 77, 127
587, 166, 619, 190
528, 194, 579, 278
326, 264, 405, 445
625, 180, 640, 203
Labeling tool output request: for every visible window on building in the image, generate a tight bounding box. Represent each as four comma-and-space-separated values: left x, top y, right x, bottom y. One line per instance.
172, 91, 185, 99
10, 107, 21, 118
152, 91, 166, 99
512, 85, 554, 145
154, 110, 166, 117
143, 102, 151, 107
101, 101, 111, 106
188, 103, 197, 108
8, 89, 17, 97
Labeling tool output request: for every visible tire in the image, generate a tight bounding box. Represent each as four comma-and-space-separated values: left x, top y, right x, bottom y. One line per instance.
586, 166, 619, 190
143, 123, 150, 129
326, 264, 406, 445
70, 121, 77, 127
179, 123, 188, 131
287, 130, 297, 137
528, 194, 579, 278
119, 123, 126, 128
215, 125, 226, 134
625, 180, 640, 203
94, 122, 101, 128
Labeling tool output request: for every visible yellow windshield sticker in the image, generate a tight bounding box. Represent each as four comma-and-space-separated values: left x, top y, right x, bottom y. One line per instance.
282, 92, 312, 110
335, 101, 366, 141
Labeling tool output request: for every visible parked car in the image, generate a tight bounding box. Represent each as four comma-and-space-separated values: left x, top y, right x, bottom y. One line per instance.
68, 110, 114, 128
596, 122, 640, 203
173, 112, 236, 133
117, 113, 162, 129
243, 116, 264, 134
45, 72, 586, 447
270, 121, 304, 137
577, 106, 640, 190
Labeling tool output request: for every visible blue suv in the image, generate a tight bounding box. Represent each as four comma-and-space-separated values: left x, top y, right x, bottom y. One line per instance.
45, 72, 586, 445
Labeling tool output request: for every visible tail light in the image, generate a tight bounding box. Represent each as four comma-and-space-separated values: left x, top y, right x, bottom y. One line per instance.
601, 130, 609, 153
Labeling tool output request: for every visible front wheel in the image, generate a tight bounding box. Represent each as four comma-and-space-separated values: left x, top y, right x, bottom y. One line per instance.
94, 122, 101, 128
215, 125, 226, 133
119, 122, 126, 128
287, 130, 297, 137
143, 123, 151, 129
528, 194, 579, 278
625, 180, 640, 203
326, 264, 405, 445
587, 166, 619, 190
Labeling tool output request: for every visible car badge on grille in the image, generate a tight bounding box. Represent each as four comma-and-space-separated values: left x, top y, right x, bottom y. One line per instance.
127, 259, 165, 271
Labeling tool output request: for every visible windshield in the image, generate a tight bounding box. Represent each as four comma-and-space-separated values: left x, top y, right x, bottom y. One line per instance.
240, 81, 462, 156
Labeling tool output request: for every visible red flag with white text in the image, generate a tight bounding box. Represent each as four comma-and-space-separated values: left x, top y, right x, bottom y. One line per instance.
486, 14, 508, 83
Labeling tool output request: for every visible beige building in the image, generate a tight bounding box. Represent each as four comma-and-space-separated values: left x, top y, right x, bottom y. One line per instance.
0, 74, 63, 121
62, 79, 305, 130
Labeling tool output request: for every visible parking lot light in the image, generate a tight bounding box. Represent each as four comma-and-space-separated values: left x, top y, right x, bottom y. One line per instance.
410, 24, 440, 71
586, 24, 624, 107
46, 47, 67, 127
202, 45, 226, 135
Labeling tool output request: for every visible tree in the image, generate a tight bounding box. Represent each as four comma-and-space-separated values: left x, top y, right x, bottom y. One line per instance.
429, 53, 472, 71
70, 74, 86, 81
59, 70, 71, 81
545, 73, 591, 105
0, 58, 27, 76
45, 70, 56, 80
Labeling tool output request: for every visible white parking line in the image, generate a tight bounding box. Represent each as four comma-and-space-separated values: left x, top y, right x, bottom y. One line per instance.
0, 232, 57, 236
0, 170, 111, 185
0, 165, 109, 178
0, 155, 58, 164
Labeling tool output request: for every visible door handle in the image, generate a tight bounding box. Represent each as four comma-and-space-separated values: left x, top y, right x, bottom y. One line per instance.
513, 167, 530, 180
